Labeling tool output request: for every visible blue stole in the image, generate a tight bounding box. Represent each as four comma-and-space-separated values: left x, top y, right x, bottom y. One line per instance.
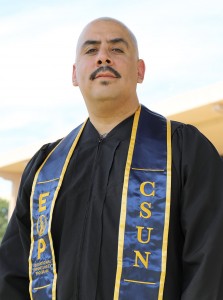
28, 122, 86, 300
29, 105, 171, 300
114, 105, 172, 299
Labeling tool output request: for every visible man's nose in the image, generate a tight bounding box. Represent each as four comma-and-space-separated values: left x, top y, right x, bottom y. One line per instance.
96, 49, 112, 66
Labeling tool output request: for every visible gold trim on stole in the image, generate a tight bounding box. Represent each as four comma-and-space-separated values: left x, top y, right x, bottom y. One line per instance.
29, 121, 87, 300
158, 119, 172, 299
114, 105, 141, 299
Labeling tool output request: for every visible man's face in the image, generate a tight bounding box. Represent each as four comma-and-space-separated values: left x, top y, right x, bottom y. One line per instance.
73, 20, 145, 106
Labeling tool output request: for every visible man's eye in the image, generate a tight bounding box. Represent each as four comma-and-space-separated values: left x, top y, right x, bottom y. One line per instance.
112, 48, 124, 53
85, 48, 97, 54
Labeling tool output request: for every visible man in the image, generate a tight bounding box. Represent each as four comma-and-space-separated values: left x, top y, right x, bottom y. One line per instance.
0, 17, 223, 300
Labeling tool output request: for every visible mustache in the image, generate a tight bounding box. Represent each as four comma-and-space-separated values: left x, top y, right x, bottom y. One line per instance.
89, 66, 121, 81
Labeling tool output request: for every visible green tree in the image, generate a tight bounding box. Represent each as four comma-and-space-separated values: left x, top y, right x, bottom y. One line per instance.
0, 198, 9, 243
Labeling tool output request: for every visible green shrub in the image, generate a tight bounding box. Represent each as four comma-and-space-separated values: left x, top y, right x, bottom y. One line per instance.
0, 198, 9, 244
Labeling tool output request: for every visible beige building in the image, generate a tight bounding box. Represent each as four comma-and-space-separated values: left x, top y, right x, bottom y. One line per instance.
1, 81, 223, 218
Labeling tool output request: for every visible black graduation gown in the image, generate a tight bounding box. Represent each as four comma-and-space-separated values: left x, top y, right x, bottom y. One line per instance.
1, 114, 223, 300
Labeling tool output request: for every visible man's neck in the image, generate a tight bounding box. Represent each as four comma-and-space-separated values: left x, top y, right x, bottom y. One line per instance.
88, 101, 139, 135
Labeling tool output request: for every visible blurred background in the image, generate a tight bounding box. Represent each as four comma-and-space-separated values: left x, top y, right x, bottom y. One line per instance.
0, 0, 223, 242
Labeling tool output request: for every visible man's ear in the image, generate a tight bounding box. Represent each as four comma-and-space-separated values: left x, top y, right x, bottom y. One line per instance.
72, 64, 78, 86
137, 59, 145, 83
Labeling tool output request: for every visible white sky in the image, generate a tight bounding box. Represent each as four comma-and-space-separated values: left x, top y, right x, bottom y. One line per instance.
0, 0, 223, 198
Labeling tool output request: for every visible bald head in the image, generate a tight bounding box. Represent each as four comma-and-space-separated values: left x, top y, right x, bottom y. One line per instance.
72, 16, 145, 117
75, 17, 139, 60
